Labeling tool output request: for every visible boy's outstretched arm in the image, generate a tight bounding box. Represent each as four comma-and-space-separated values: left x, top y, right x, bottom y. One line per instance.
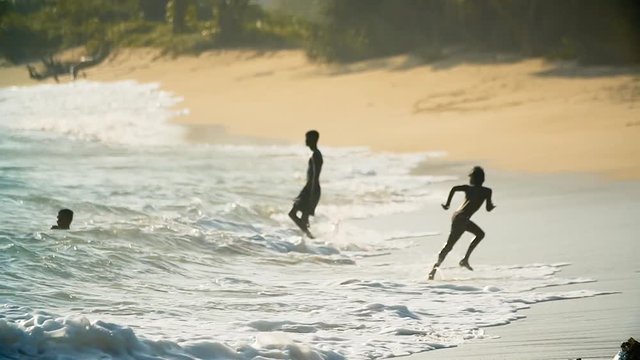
486, 188, 496, 211
442, 185, 464, 210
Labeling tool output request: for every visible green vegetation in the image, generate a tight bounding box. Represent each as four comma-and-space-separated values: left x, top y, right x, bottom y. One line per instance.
305, 0, 640, 64
0, 0, 309, 60
1, 0, 639, 65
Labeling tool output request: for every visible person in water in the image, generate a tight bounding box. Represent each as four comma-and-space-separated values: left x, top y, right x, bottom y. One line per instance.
51, 208, 73, 230
289, 130, 323, 238
428, 166, 496, 280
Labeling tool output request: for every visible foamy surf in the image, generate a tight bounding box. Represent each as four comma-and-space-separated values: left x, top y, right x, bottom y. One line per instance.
0, 263, 610, 360
0, 80, 612, 359
0, 80, 186, 145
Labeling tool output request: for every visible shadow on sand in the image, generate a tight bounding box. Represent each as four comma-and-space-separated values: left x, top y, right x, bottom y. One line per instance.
316, 51, 527, 76
532, 61, 640, 78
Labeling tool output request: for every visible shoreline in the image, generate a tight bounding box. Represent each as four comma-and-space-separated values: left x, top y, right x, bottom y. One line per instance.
1, 48, 639, 179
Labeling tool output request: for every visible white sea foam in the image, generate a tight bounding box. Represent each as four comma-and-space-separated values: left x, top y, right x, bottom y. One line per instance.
0, 262, 611, 360
0, 80, 186, 145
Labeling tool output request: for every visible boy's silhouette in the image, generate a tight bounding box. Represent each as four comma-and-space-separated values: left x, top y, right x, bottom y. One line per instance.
289, 130, 323, 238
51, 209, 73, 230
428, 166, 495, 280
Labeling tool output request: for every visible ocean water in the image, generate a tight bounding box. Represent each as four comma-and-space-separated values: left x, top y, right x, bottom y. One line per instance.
0, 81, 608, 359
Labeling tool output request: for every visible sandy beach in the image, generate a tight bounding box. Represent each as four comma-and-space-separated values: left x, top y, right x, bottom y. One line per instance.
2, 49, 639, 178
1, 49, 639, 358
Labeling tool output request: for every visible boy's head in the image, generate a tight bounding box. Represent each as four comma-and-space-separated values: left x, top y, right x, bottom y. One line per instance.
56, 208, 74, 229
305, 130, 319, 148
469, 166, 485, 185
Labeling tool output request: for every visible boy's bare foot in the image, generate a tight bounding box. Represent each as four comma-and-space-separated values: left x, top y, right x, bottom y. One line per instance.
301, 220, 314, 238
428, 267, 438, 280
459, 259, 473, 271
293, 218, 315, 238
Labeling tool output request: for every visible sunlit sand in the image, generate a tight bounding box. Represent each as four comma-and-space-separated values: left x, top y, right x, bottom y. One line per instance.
17, 48, 635, 179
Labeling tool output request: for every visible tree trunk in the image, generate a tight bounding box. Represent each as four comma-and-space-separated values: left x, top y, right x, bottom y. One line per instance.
139, 0, 168, 22
171, 0, 189, 34
215, 0, 249, 42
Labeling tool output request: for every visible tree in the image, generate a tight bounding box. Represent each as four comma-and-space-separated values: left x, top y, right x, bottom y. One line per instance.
214, 0, 250, 42
139, 0, 168, 22
167, 0, 190, 33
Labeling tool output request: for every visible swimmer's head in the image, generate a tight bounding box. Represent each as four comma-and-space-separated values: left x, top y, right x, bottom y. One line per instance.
56, 208, 74, 229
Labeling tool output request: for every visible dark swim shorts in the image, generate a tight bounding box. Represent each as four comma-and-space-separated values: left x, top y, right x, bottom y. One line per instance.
451, 212, 470, 231
294, 184, 321, 215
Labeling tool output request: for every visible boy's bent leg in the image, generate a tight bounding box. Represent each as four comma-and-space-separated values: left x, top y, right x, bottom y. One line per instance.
460, 221, 485, 270
289, 206, 304, 229
428, 240, 454, 280
428, 224, 464, 280
289, 206, 314, 238
289, 206, 299, 222
437, 224, 465, 264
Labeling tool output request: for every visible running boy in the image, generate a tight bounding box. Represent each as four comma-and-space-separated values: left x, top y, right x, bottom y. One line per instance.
428, 166, 495, 280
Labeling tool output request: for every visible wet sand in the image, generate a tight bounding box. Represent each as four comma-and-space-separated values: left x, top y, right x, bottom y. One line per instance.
394, 162, 640, 359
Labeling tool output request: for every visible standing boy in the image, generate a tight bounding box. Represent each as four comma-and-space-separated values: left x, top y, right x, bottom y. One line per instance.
428, 166, 495, 280
289, 130, 323, 238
